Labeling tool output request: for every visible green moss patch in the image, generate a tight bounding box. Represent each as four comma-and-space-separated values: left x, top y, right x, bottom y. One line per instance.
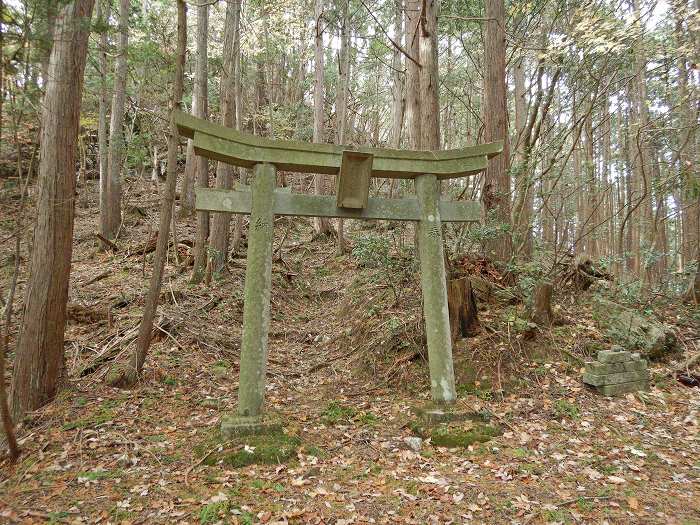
195, 429, 301, 469
409, 418, 502, 448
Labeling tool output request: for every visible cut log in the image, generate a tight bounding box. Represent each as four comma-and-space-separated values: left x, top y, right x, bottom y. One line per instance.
447, 277, 479, 341
531, 281, 553, 326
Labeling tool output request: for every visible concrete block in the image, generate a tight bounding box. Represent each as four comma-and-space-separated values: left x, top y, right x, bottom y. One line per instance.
597, 380, 649, 396
583, 370, 648, 386
221, 414, 283, 439
586, 360, 646, 375
597, 350, 632, 363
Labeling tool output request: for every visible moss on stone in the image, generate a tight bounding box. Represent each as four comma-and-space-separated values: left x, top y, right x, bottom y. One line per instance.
195, 428, 301, 469
429, 423, 501, 447
409, 416, 502, 449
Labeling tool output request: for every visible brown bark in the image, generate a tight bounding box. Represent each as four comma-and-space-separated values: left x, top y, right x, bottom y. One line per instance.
448, 278, 479, 340
418, 1, 440, 151
209, 0, 242, 274
0, 0, 19, 459
531, 281, 553, 326
405, 0, 421, 150
11, 0, 95, 420
482, 0, 512, 263
107, 0, 187, 387
191, 1, 210, 283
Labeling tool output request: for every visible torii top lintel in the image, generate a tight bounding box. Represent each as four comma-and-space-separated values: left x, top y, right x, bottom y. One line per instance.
173, 111, 503, 180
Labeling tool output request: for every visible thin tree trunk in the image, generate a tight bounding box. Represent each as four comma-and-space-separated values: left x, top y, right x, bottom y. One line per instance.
388, 0, 405, 199
191, 1, 210, 283
512, 55, 531, 258
107, 0, 187, 387
405, 0, 421, 150
335, 0, 351, 254
11, 0, 95, 420
209, 0, 242, 274
674, 0, 699, 275
482, 0, 512, 263
312, 0, 333, 235
0, 0, 19, 460
631, 0, 654, 284
103, 0, 129, 240
97, 0, 109, 237
418, 1, 440, 151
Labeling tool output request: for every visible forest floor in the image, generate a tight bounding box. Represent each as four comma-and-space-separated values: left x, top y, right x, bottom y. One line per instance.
1, 176, 699, 525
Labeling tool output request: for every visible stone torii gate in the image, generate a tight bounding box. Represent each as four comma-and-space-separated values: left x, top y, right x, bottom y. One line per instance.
174, 111, 503, 436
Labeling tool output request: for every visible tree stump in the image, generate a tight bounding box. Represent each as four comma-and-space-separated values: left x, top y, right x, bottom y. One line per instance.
447, 277, 479, 341
531, 281, 553, 326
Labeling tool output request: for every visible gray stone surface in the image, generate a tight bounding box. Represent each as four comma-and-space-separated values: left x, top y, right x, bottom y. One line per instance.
598, 349, 632, 363
583, 370, 648, 387
415, 174, 456, 404
598, 381, 649, 397
586, 360, 646, 375
403, 437, 423, 452
220, 414, 283, 439
237, 163, 276, 418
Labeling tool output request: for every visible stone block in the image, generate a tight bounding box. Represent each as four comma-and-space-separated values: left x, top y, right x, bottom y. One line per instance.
597, 380, 649, 396
586, 359, 646, 375
221, 414, 283, 439
597, 350, 632, 363
412, 404, 490, 426
583, 370, 648, 387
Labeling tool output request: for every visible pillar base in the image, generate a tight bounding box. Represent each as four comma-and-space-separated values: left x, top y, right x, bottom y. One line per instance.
412, 403, 489, 425
220, 414, 283, 439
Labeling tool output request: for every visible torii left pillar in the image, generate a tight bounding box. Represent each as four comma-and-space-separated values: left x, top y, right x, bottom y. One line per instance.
221, 163, 281, 437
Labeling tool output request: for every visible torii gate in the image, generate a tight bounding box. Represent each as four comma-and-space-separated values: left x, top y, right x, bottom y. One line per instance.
174, 111, 503, 436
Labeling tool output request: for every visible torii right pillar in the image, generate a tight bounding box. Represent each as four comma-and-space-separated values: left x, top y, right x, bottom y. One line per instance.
415, 173, 457, 405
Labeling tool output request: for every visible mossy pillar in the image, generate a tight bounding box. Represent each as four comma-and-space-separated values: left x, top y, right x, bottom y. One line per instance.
415, 173, 456, 404
237, 162, 276, 418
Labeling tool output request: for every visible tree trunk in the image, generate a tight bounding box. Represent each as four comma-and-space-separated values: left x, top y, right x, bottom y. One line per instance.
418, 0, 440, 151
512, 54, 532, 258
405, 0, 421, 150
191, 1, 210, 283
102, 0, 129, 240
684, 266, 700, 304
151, 146, 160, 183
209, 0, 242, 274
11, 0, 95, 420
631, 0, 655, 285
312, 0, 333, 235
106, 0, 187, 387
390, 0, 405, 149
388, 0, 405, 199
482, 0, 512, 263
39, 2, 57, 86
335, 0, 351, 255
674, 0, 699, 277
447, 278, 479, 340
97, 0, 109, 234
531, 281, 553, 326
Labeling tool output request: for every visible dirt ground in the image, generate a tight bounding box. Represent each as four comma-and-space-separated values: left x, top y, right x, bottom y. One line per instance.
1, 177, 699, 524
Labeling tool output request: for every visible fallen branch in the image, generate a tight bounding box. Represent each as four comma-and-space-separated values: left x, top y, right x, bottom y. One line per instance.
95, 232, 119, 252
